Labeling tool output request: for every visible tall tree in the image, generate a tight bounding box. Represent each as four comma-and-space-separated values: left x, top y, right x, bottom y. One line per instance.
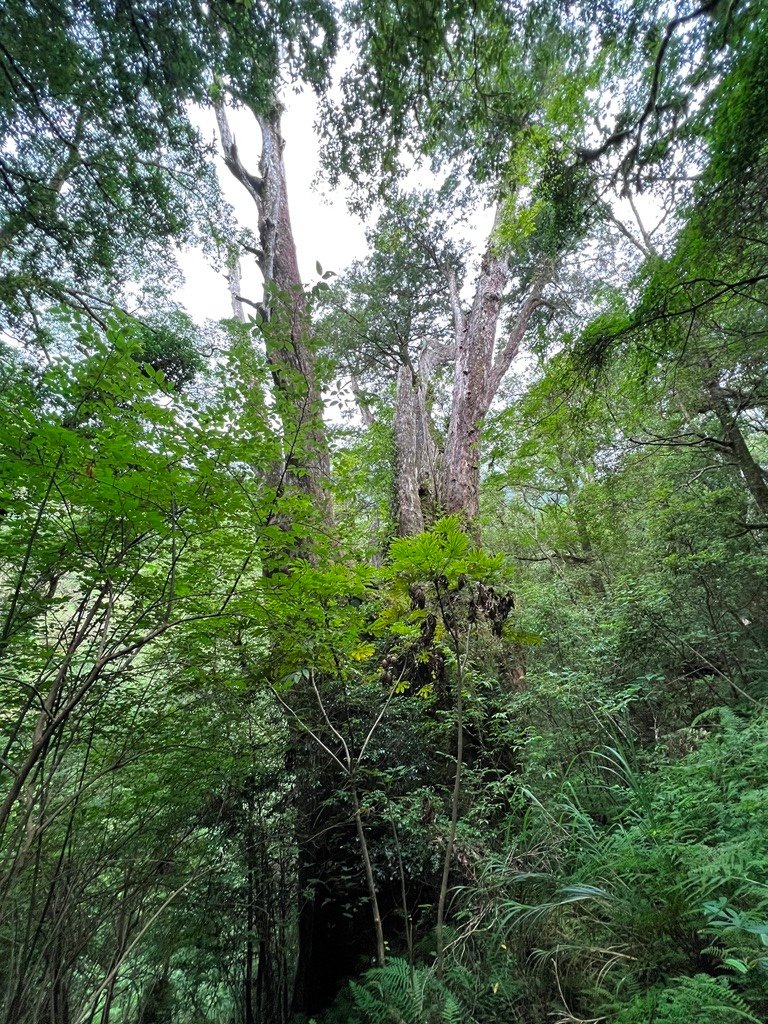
215, 101, 332, 512
324, 184, 555, 532
324, 0, 752, 528
0, 0, 336, 343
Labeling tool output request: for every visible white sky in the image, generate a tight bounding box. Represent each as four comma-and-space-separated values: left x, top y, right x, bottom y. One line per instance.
174, 88, 368, 324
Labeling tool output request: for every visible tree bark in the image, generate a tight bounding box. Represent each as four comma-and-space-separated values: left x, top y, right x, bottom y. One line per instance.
394, 336, 452, 536
394, 369, 441, 536
244, 786, 256, 1024
217, 99, 340, 1018
395, 365, 426, 536
351, 781, 386, 967
216, 102, 331, 516
443, 240, 507, 520
442, 215, 546, 522
708, 385, 768, 517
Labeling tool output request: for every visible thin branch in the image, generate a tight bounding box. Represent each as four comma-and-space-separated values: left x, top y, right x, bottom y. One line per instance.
577, 0, 725, 168
310, 669, 351, 769
268, 682, 347, 773
214, 102, 264, 206
607, 211, 652, 259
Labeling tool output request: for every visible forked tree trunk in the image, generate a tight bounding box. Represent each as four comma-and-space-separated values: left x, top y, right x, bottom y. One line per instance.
441, 214, 546, 522
386, 208, 547, 529
443, 242, 508, 520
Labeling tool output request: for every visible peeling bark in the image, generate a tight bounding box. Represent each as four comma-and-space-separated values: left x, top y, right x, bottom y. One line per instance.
388, 208, 546, 530
443, 241, 508, 520
395, 364, 425, 535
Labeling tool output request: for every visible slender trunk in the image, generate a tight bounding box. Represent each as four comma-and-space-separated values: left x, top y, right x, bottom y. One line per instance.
98, 971, 118, 1024
389, 816, 413, 968
395, 366, 426, 536
350, 781, 385, 966
98, 900, 131, 1024
279, 856, 290, 1024
435, 635, 464, 976
709, 387, 768, 516
244, 819, 256, 1024
49, 948, 70, 1024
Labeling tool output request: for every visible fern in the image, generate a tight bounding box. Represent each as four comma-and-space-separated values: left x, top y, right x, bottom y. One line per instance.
614, 975, 761, 1024
441, 992, 463, 1024
658, 975, 761, 1024
341, 957, 476, 1024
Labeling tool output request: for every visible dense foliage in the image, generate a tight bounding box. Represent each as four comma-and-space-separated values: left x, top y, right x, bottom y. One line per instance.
2, 2, 768, 1023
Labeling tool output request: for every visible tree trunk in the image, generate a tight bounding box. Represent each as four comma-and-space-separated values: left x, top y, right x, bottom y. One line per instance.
395, 365, 424, 535
216, 102, 331, 516
441, 212, 545, 523
394, 365, 440, 536
351, 781, 386, 967
217, 99, 340, 1018
244, 797, 256, 1024
708, 386, 768, 517
257, 109, 332, 516
443, 243, 508, 520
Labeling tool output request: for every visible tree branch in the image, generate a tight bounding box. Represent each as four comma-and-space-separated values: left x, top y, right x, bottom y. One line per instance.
446, 265, 466, 345
487, 277, 546, 400
577, 0, 725, 168
214, 102, 264, 206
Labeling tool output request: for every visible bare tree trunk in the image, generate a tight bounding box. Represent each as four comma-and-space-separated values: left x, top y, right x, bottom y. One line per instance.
708, 385, 768, 517
216, 102, 331, 516
442, 214, 546, 522
395, 366, 427, 536
443, 243, 507, 520
394, 339, 450, 536
351, 782, 386, 967
257, 110, 332, 515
